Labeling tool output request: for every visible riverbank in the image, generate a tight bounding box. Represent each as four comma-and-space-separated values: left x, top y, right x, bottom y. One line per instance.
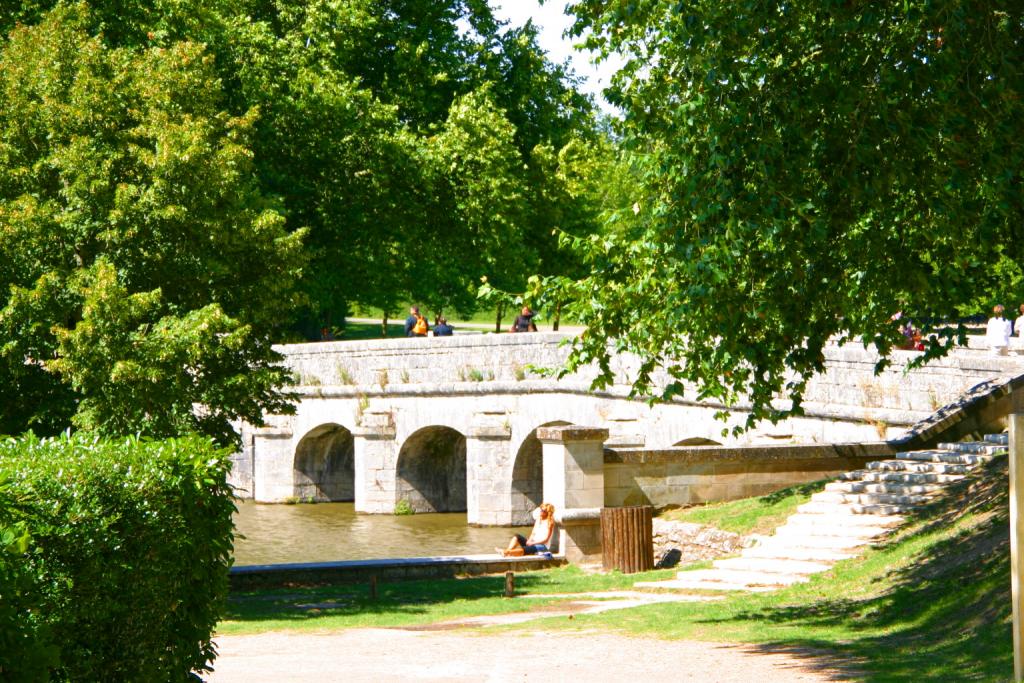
216, 454, 1013, 680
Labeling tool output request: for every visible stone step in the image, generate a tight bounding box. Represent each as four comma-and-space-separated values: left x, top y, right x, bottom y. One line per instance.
895, 450, 993, 465
713, 557, 833, 575
772, 525, 884, 545
824, 481, 943, 495
783, 511, 906, 528
810, 490, 934, 506
742, 544, 858, 563
840, 470, 965, 485
633, 577, 777, 593
797, 501, 914, 516
672, 568, 809, 588
866, 460, 972, 475
632, 434, 1009, 597
937, 442, 1006, 455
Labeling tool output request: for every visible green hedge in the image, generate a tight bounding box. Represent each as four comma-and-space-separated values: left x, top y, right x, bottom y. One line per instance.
0, 480, 60, 681
0, 433, 235, 681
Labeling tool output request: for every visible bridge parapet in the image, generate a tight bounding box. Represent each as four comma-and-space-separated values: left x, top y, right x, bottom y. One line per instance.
278, 332, 589, 389
277, 335, 1024, 436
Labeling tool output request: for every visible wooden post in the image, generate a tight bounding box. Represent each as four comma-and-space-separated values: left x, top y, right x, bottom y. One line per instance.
504, 570, 515, 598
369, 575, 378, 601
1012, 415, 1024, 682
601, 506, 654, 574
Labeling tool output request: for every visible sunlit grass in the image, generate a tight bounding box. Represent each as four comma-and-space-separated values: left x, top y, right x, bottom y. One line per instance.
218, 564, 676, 635
658, 479, 826, 536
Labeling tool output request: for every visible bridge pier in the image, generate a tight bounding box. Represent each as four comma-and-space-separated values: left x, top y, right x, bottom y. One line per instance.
251, 425, 296, 502
353, 410, 398, 513
539, 426, 608, 563
467, 412, 514, 526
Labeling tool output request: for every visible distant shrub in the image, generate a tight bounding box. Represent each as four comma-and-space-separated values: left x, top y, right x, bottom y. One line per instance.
0, 433, 235, 681
394, 499, 415, 516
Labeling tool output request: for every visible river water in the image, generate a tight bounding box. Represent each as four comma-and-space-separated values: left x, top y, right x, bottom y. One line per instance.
232, 500, 531, 566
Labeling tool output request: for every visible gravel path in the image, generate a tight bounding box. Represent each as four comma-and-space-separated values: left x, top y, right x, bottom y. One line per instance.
208, 628, 855, 682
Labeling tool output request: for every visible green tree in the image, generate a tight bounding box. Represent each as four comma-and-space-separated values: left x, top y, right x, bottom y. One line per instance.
429, 87, 531, 327
0, 6, 305, 442
227, 10, 427, 333
559, 1, 1024, 430
1, 0, 605, 343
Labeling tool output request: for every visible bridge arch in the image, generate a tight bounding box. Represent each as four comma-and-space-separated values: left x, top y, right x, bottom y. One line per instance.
294, 423, 354, 502
510, 421, 572, 525
396, 426, 467, 513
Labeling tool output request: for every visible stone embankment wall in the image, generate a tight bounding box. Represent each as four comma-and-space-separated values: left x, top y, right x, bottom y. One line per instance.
603, 442, 891, 508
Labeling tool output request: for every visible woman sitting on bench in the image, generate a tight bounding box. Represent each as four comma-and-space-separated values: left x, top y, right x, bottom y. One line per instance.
498, 503, 555, 556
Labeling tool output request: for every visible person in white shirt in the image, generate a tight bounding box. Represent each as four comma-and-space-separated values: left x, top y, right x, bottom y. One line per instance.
986, 304, 1012, 355
497, 503, 555, 556
1015, 304, 1024, 346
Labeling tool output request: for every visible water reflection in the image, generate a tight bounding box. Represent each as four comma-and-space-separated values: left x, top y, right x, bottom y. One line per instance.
232, 500, 530, 566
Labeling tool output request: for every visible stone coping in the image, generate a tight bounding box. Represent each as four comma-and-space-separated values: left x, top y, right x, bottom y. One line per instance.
604, 441, 895, 465
536, 426, 609, 442
557, 507, 602, 523
276, 332, 573, 355
280, 334, 1024, 371
229, 554, 567, 590
287, 381, 934, 427
892, 373, 1024, 449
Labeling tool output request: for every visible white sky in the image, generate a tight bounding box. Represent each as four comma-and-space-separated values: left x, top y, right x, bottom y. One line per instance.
490, 0, 623, 115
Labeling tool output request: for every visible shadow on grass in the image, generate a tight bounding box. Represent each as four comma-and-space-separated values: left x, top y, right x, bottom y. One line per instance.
726, 456, 1012, 681
225, 571, 585, 625
756, 479, 833, 505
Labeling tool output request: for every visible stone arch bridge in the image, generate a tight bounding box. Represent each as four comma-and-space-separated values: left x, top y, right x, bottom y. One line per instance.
232, 333, 1022, 527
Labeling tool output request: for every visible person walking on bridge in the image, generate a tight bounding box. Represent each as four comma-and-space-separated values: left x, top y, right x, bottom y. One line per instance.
510, 306, 537, 333
405, 306, 429, 337
986, 304, 1012, 355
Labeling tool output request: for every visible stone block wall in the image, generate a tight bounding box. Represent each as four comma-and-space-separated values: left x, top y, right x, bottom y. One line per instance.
279, 333, 592, 389
277, 335, 1024, 436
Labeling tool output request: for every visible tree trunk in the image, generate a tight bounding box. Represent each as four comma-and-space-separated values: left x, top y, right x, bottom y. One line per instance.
494, 302, 505, 333
381, 314, 389, 337
553, 300, 561, 332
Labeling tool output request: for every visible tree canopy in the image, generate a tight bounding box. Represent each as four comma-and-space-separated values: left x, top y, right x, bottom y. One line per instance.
0, 5, 304, 442
229, 1, 602, 329
556, 1, 1024, 430
0, 0, 606, 440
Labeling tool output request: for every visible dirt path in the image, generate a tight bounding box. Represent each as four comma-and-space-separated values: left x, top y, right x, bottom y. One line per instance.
210, 591, 856, 682
208, 629, 854, 682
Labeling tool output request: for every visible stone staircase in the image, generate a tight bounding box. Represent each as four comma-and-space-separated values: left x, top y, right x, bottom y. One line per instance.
635, 434, 1007, 593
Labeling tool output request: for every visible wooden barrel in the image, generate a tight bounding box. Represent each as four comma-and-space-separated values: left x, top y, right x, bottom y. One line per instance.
600, 505, 654, 573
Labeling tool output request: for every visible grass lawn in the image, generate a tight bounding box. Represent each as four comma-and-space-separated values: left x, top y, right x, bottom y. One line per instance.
658, 479, 827, 536
219, 565, 677, 635
220, 457, 1013, 680
329, 321, 408, 341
